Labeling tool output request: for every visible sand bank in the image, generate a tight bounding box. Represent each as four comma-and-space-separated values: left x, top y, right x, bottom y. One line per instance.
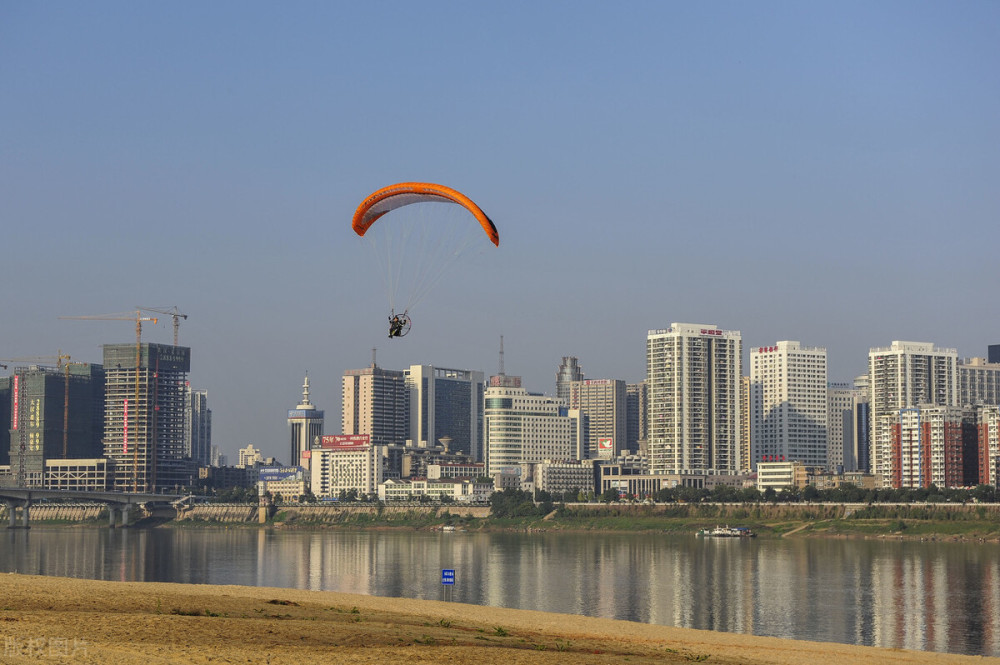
0, 574, 992, 664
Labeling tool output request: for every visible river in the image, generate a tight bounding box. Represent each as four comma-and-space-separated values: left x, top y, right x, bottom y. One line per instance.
3, 527, 998, 657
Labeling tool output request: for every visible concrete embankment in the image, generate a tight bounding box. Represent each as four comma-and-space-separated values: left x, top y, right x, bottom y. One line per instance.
0, 502, 106, 522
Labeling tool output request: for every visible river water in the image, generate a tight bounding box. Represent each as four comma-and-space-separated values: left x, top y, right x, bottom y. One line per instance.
3, 527, 998, 657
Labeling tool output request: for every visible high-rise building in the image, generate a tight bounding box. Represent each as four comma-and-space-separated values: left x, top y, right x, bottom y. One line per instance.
555, 357, 583, 404
403, 365, 484, 460
974, 405, 1000, 487
569, 379, 626, 459
878, 406, 967, 489
868, 341, 958, 487
6, 363, 105, 486
342, 363, 408, 446
0, 376, 10, 466
646, 324, 742, 474
740, 376, 751, 471
184, 384, 212, 467
750, 342, 828, 470
103, 343, 192, 492
625, 381, 647, 456
484, 383, 575, 476
959, 357, 1000, 406
288, 375, 323, 466
828, 383, 859, 473
851, 374, 871, 472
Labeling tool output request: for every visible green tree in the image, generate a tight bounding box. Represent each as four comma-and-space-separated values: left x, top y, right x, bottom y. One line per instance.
600, 487, 621, 503
711, 485, 739, 503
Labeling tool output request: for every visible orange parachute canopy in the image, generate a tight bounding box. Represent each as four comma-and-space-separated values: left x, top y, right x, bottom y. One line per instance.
352, 182, 499, 247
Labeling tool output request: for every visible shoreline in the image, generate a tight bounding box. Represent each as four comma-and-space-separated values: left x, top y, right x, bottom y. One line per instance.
11, 501, 1000, 541
0, 573, 993, 664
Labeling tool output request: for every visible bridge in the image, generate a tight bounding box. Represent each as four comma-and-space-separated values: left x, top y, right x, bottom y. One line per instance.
0, 488, 185, 528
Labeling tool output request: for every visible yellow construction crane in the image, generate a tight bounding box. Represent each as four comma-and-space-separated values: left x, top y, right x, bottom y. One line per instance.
60, 310, 158, 491
137, 306, 187, 346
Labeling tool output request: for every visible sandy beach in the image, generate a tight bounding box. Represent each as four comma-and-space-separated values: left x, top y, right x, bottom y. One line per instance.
0, 574, 994, 664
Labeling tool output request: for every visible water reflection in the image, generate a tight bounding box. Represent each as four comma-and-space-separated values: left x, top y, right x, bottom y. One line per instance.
2, 528, 997, 657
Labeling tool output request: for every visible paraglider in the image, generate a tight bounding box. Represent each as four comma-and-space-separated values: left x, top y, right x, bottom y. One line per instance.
352, 182, 498, 339
352, 182, 499, 246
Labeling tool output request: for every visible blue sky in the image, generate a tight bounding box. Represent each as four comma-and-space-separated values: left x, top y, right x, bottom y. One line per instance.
2, 2, 998, 462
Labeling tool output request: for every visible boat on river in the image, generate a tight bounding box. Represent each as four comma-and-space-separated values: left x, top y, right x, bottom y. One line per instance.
697, 525, 756, 538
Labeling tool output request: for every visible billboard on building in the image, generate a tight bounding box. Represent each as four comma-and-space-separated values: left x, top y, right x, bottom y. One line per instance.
259, 466, 304, 481
320, 434, 371, 449
598, 437, 614, 457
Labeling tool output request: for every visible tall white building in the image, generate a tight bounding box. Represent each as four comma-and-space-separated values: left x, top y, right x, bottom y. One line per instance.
484, 383, 575, 476
403, 365, 484, 459
646, 324, 742, 474
750, 342, 828, 470
287, 376, 323, 467
342, 364, 408, 446
868, 341, 958, 486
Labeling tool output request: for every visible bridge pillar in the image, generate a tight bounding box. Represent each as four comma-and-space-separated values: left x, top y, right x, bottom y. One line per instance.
6, 502, 15, 529
108, 506, 118, 528
122, 504, 131, 527
21, 501, 30, 528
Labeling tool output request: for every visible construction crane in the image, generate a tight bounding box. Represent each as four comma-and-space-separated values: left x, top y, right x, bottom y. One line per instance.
60, 310, 158, 491
137, 306, 187, 346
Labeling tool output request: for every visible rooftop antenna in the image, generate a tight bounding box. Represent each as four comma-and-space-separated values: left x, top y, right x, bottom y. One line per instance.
372, 347, 377, 369
498, 335, 505, 377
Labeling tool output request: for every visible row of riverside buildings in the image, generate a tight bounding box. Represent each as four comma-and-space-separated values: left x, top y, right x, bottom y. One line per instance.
0, 343, 213, 492
266, 326, 1000, 502
9, 326, 1000, 499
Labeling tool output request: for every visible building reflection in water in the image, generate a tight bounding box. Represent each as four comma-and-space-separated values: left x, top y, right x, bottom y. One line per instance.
1, 528, 997, 657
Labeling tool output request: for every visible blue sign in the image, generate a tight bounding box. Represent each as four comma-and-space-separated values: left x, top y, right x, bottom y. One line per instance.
258, 466, 304, 482
441, 569, 455, 585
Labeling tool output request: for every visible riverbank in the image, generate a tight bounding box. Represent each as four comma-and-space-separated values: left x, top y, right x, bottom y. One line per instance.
0, 573, 990, 664
168, 502, 1000, 541
9, 501, 1000, 541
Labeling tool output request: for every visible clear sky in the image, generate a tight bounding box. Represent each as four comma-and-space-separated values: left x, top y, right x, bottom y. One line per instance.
2, 2, 998, 463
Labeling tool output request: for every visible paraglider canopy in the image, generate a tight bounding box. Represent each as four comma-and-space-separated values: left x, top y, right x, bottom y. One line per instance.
352, 182, 499, 246
352, 181, 499, 333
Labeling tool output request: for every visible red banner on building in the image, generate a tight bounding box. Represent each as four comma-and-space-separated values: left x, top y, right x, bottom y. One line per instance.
320, 434, 371, 449
12, 375, 19, 430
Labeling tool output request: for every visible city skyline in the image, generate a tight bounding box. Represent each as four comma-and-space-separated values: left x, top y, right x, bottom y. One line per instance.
3, 4, 998, 464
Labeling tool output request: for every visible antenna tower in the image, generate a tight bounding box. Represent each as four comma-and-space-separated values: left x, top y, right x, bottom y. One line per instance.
499, 335, 505, 376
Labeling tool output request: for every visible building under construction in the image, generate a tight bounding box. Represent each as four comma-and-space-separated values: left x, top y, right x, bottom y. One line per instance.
103, 343, 192, 492
5, 363, 105, 487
